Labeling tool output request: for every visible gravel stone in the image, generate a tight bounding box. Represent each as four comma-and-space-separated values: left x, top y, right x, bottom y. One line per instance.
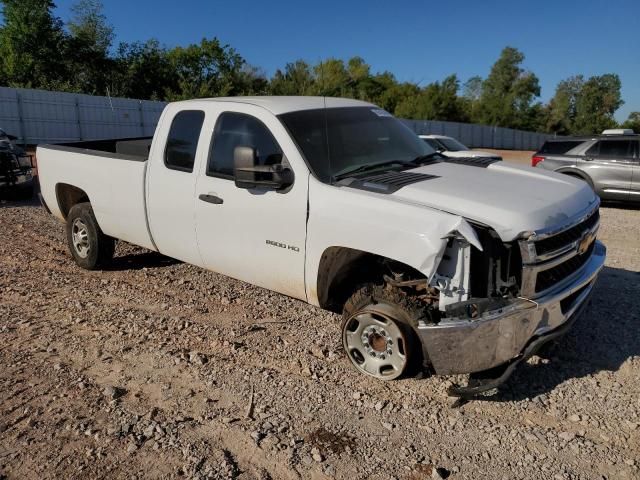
0, 191, 638, 479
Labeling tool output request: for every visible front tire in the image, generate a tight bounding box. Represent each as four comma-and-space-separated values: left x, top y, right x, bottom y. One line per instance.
66, 203, 115, 270
341, 285, 425, 380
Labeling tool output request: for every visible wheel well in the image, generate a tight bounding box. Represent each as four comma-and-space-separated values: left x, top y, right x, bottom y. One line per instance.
317, 247, 426, 313
558, 169, 594, 189
55, 183, 90, 219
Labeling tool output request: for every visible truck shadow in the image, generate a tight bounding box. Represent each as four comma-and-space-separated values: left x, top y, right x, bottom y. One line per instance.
0, 177, 39, 207
106, 251, 181, 271
600, 200, 640, 211
0, 192, 39, 207
484, 266, 640, 402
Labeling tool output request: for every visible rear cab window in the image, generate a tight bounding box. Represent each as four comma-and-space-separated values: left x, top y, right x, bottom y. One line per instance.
164, 110, 205, 172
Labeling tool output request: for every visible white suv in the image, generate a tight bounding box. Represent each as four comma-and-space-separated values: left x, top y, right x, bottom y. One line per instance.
419, 134, 501, 160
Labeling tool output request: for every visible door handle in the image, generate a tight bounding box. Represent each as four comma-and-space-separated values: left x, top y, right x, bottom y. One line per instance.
199, 193, 224, 205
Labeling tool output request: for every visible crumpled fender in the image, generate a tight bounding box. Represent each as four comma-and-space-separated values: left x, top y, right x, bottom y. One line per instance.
305, 178, 483, 306
419, 215, 482, 283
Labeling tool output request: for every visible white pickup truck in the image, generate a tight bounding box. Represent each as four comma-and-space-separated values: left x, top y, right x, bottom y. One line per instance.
37, 97, 606, 396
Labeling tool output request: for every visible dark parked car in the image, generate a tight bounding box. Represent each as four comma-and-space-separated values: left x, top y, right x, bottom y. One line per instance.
532, 129, 639, 202
0, 128, 34, 199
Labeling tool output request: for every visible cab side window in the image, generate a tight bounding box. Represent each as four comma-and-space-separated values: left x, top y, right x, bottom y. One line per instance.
164, 110, 205, 172
208, 112, 283, 179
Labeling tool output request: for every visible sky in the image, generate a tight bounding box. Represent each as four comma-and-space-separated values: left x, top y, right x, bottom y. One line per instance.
51, 0, 639, 121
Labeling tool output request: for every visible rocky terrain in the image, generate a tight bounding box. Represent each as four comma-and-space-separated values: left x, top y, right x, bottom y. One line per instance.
0, 197, 638, 479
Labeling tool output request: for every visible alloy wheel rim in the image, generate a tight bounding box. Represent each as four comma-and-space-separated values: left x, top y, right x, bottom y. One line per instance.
71, 218, 90, 258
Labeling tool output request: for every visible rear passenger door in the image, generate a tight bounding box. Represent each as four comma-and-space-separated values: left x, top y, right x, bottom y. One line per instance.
146, 108, 208, 266
582, 139, 634, 201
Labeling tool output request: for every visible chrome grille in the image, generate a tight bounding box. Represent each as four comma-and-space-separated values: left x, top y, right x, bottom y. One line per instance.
534, 210, 599, 258
519, 203, 600, 297
535, 240, 595, 292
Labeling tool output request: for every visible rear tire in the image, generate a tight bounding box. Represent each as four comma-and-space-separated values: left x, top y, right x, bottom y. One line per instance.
66, 203, 115, 270
341, 284, 425, 380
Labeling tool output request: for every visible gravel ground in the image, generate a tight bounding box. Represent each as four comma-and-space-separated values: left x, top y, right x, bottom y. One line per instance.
0, 193, 639, 480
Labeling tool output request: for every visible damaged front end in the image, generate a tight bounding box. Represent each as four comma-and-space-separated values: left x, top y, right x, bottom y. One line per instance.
386, 223, 522, 328
385, 217, 606, 396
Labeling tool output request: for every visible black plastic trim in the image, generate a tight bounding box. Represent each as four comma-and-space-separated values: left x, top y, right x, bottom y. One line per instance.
442, 157, 500, 168
342, 171, 439, 194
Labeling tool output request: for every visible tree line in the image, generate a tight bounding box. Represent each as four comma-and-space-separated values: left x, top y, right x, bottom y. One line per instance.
1, 0, 638, 135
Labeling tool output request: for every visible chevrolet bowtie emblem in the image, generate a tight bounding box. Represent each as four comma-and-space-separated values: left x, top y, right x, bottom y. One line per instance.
577, 230, 595, 255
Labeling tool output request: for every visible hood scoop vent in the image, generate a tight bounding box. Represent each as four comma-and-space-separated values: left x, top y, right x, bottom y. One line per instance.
343, 171, 439, 194
442, 157, 499, 168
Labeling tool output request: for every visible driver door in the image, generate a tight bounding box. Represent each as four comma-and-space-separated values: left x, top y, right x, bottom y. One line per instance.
194, 107, 308, 301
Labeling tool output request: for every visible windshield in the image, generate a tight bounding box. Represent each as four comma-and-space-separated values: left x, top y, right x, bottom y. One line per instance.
278, 107, 434, 182
437, 137, 469, 152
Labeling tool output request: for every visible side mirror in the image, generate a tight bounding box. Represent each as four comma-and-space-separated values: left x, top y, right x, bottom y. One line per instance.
233, 146, 294, 191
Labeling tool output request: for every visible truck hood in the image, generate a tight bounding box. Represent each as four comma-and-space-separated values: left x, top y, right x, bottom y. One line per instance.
390, 161, 598, 241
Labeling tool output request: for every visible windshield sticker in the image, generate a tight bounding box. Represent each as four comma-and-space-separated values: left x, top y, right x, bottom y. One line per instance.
371, 109, 392, 117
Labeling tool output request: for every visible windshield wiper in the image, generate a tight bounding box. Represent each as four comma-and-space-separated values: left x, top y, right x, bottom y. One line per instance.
333, 160, 411, 181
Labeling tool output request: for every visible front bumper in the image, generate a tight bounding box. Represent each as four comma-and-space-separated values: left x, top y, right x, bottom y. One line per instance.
418, 241, 606, 376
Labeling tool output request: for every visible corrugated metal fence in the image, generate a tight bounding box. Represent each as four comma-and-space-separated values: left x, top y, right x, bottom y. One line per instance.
0, 86, 555, 150
0, 86, 166, 144
402, 119, 556, 151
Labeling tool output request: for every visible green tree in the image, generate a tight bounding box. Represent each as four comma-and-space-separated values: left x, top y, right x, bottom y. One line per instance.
395, 75, 468, 121
313, 58, 349, 96
165, 38, 245, 100
545, 74, 623, 134
234, 64, 269, 95
372, 73, 419, 114
65, 0, 115, 94
545, 75, 584, 134
622, 112, 640, 133
475, 47, 541, 129
344, 56, 377, 100
112, 39, 174, 99
572, 74, 623, 134
269, 60, 315, 95
67, 0, 113, 54
0, 0, 67, 88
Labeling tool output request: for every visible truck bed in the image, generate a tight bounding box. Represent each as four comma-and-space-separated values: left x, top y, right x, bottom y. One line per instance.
55, 137, 153, 160
37, 138, 156, 251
